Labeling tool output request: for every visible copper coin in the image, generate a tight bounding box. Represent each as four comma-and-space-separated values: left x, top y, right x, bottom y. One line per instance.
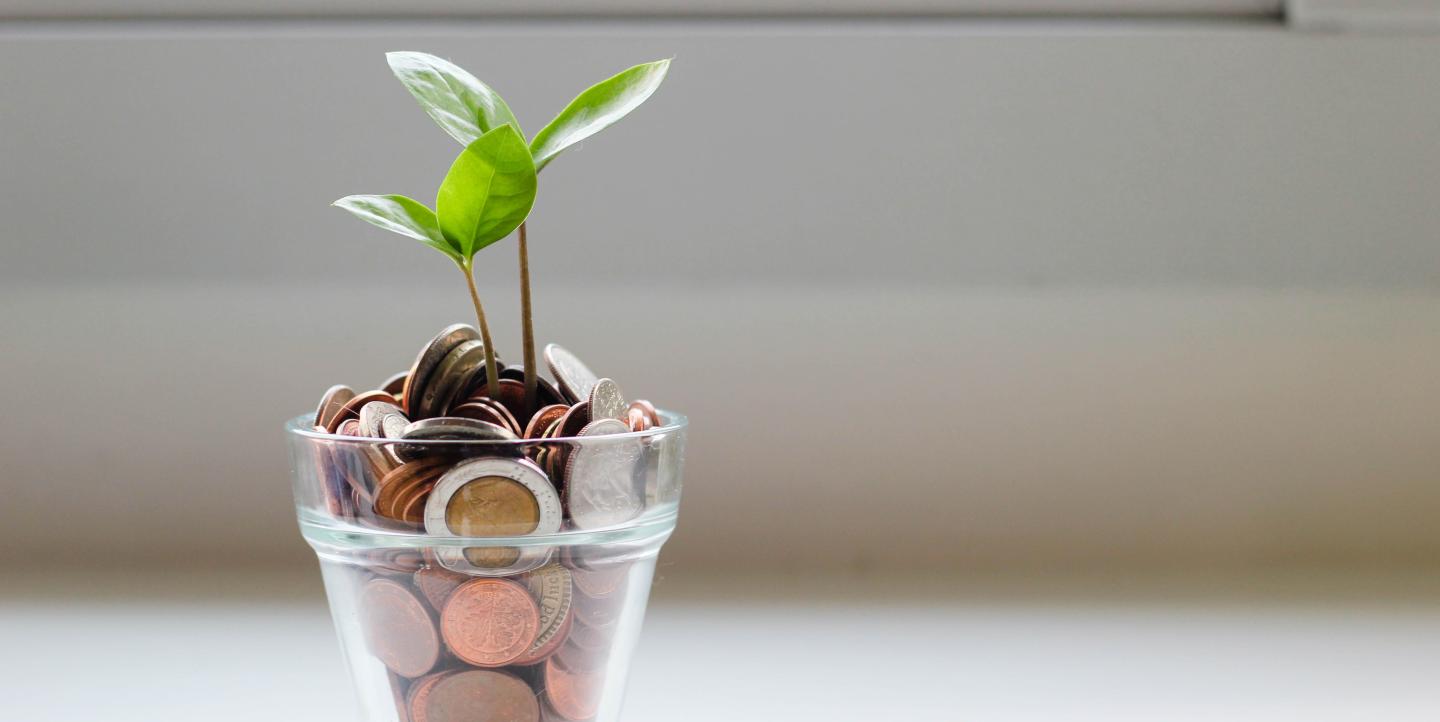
374, 460, 449, 522
555, 402, 590, 439
567, 612, 615, 650
359, 577, 441, 678
554, 637, 608, 674
624, 406, 651, 433
466, 379, 530, 431
453, 397, 522, 437
524, 404, 569, 440
395, 477, 437, 524
627, 399, 661, 427
367, 548, 428, 576
544, 657, 604, 721
414, 564, 471, 612
337, 419, 362, 436
403, 324, 481, 418
569, 564, 629, 599
513, 604, 572, 666
327, 390, 399, 433
440, 578, 541, 667
315, 384, 356, 429
406, 670, 456, 722
380, 371, 409, 397
500, 366, 567, 409
423, 669, 538, 722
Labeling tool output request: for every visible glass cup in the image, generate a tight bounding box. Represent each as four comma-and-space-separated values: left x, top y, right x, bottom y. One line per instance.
286, 411, 686, 722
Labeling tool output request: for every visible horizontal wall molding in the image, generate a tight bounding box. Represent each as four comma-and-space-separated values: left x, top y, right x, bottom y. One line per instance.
0, 1, 1283, 21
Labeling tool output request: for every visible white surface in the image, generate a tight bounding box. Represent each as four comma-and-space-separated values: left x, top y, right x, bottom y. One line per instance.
3, 570, 1438, 721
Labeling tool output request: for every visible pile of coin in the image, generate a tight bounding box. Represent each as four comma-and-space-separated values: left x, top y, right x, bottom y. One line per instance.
357, 550, 632, 722
309, 325, 669, 721
311, 323, 663, 538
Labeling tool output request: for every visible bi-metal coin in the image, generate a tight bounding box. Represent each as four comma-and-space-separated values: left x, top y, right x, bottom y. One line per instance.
424, 457, 563, 576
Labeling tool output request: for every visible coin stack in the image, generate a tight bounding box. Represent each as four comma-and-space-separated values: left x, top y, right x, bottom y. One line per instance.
310, 324, 667, 722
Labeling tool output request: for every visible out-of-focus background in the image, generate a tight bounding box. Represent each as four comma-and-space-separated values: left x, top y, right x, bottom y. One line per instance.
3, 1, 1439, 720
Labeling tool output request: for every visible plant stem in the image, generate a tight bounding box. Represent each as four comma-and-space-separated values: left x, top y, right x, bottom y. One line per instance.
517, 221, 538, 416
461, 261, 501, 400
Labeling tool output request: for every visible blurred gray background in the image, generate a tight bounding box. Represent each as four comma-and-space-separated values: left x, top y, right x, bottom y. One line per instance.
2, 0, 1439, 576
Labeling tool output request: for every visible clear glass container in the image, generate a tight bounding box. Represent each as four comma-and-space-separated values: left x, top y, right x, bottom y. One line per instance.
286, 412, 686, 722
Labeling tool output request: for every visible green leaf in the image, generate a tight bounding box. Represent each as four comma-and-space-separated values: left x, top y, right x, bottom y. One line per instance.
529, 58, 671, 172
436, 125, 537, 259
386, 51, 521, 147
332, 194, 460, 261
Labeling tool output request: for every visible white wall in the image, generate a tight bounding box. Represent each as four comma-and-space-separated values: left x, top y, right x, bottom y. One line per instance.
2, 17, 1438, 572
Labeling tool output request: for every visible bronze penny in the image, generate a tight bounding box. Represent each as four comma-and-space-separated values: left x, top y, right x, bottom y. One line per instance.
315, 384, 356, 429
450, 401, 516, 435
524, 404, 569, 440
512, 605, 572, 666
556, 402, 591, 439
359, 577, 441, 678
569, 564, 629, 599
554, 637, 607, 674
414, 564, 470, 612
453, 397, 522, 437
466, 379, 529, 430
624, 406, 651, 433
544, 657, 604, 721
423, 669, 539, 722
627, 399, 661, 427
405, 670, 455, 722
440, 578, 541, 667
374, 460, 448, 521
403, 324, 481, 419
500, 366, 567, 409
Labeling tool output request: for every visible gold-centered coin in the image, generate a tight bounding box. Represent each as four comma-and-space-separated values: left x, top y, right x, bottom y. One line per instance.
444, 476, 541, 537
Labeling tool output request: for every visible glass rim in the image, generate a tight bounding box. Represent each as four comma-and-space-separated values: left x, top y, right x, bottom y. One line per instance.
285, 408, 687, 446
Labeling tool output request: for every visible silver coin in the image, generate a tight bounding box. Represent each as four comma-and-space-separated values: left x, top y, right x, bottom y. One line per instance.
403, 324, 479, 417
565, 418, 644, 529
358, 401, 409, 439
544, 343, 599, 405
400, 416, 517, 442
418, 339, 488, 418
588, 378, 626, 421
314, 384, 356, 428
522, 564, 574, 658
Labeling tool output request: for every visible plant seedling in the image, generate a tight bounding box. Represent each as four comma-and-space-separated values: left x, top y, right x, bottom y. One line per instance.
333, 124, 537, 400
385, 52, 671, 414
